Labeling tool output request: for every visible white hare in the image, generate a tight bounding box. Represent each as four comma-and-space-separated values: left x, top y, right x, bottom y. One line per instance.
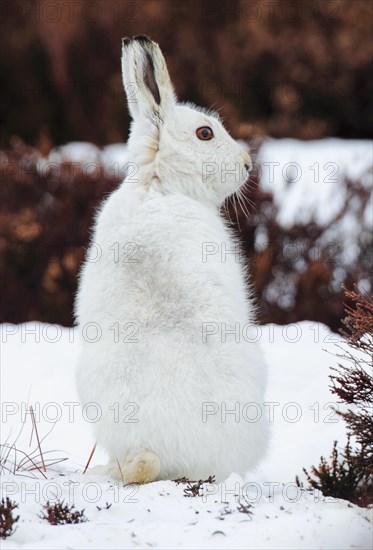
75, 35, 268, 483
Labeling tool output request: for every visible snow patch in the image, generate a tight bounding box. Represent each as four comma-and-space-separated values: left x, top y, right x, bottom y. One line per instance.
1, 322, 370, 549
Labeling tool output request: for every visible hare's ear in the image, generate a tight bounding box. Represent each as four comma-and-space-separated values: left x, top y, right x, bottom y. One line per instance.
121, 35, 176, 124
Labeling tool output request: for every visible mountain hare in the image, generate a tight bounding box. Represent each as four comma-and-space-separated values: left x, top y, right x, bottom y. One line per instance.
75, 35, 268, 483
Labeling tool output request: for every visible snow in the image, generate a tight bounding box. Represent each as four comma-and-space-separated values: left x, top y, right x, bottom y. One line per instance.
253, 138, 372, 271
256, 138, 372, 227
1, 322, 371, 549
39, 142, 130, 179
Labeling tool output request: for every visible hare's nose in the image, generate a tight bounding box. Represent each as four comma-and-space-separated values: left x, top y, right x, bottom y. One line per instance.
241, 151, 252, 172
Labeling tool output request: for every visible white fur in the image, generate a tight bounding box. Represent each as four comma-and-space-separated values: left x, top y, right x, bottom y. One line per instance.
75, 36, 268, 482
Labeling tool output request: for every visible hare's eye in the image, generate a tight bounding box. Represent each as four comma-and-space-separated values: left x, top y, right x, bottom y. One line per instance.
196, 126, 214, 140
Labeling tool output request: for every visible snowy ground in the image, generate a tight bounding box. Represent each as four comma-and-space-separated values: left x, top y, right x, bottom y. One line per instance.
1, 322, 371, 549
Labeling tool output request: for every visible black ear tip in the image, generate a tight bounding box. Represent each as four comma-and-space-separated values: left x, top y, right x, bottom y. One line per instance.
122, 35, 154, 48
133, 34, 153, 45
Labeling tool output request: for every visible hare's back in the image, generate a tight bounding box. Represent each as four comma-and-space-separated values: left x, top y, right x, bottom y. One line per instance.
77, 191, 248, 331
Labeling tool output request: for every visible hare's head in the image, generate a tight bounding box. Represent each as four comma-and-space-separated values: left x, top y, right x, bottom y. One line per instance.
122, 36, 251, 206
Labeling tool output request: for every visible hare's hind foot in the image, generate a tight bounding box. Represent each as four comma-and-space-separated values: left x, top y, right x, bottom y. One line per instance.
116, 450, 161, 483
88, 451, 161, 484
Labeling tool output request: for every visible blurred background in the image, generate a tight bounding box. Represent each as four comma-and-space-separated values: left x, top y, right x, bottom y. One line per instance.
0, 0, 372, 329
